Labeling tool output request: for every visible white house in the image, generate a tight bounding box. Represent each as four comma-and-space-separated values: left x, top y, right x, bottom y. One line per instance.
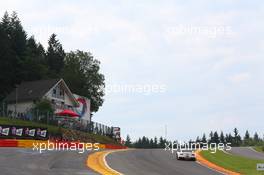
5, 79, 91, 122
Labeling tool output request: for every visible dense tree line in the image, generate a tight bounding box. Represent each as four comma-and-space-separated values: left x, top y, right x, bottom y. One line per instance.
125, 135, 169, 148
196, 128, 264, 147
0, 12, 104, 112
127, 128, 264, 148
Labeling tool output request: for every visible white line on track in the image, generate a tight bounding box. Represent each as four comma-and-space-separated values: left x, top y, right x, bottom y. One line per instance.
249, 147, 262, 154
103, 151, 124, 175
222, 149, 232, 155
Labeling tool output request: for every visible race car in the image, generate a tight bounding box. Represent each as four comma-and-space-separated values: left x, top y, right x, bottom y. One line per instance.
176, 150, 196, 161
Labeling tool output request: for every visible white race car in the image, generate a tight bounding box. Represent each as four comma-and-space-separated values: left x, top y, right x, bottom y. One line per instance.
176, 150, 196, 161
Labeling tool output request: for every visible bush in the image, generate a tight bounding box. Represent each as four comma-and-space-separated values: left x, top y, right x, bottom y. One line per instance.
33, 99, 54, 113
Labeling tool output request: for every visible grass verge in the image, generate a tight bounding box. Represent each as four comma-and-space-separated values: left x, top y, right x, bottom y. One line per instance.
201, 150, 264, 175
254, 146, 264, 153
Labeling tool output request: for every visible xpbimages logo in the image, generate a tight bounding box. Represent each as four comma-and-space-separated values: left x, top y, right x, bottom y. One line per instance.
32, 141, 100, 153
164, 141, 232, 153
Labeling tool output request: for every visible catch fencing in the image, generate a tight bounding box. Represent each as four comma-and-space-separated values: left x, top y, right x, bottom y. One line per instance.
0, 106, 114, 138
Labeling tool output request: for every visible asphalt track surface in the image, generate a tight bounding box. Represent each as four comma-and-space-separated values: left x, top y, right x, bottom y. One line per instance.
5, 148, 253, 175
228, 147, 264, 160
106, 149, 222, 175
0, 148, 99, 175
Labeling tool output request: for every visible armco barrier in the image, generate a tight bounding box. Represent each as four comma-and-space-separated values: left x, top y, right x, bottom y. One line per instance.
0, 140, 18, 147
0, 139, 126, 150
17, 139, 34, 148
97, 144, 106, 149
105, 144, 127, 149
17, 140, 48, 148
48, 142, 106, 149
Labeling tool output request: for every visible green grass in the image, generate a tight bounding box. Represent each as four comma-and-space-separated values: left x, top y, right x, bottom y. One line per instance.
201, 150, 264, 175
0, 117, 118, 144
254, 146, 264, 153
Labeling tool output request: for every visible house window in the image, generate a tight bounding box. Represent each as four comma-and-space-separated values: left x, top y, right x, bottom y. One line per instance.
52, 86, 64, 100
59, 89, 64, 98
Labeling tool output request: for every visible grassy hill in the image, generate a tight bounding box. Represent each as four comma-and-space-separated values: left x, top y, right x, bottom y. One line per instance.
254, 146, 264, 153
0, 117, 119, 144
201, 150, 264, 175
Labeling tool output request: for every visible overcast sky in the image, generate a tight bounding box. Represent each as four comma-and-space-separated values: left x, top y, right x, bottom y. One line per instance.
1, 0, 264, 141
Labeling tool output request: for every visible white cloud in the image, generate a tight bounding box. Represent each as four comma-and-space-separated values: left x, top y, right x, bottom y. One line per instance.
0, 0, 264, 140
228, 72, 251, 84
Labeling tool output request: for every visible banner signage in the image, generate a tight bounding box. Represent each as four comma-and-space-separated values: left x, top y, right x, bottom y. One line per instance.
0, 125, 48, 140
113, 127, 121, 139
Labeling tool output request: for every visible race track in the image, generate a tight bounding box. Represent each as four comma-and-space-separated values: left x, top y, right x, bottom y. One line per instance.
228, 147, 264, 160
2, 148, 241, 175
0, 148, 98, 175
106, 149, 222, 175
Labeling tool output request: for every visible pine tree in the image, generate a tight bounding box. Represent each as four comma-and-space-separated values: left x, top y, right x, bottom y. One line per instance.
154, 137, 158, 148
0, 11, 27, 99
213, 131, 220, 144
0, 19, 17, 100
220, 131, 225, 143
1, 12, 10, 32
253, 132, 259, 144
227, 133, 233, 144
150, 138, 154, 148
22, 36, 48, 80
137, 138, 142, 148
244, 130, 250, 146
141, 136, 147, 148
196, 136, 201, 142
202, 133, 207, 143
9, 12, 27, 58
125, 135, 132, 147
159, 137, 165, 148
244, 130, 250, 140
225, 133, 231, 143
46, 33, 65, 75
209, 131, 213, 143
233, 128, 242, 146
